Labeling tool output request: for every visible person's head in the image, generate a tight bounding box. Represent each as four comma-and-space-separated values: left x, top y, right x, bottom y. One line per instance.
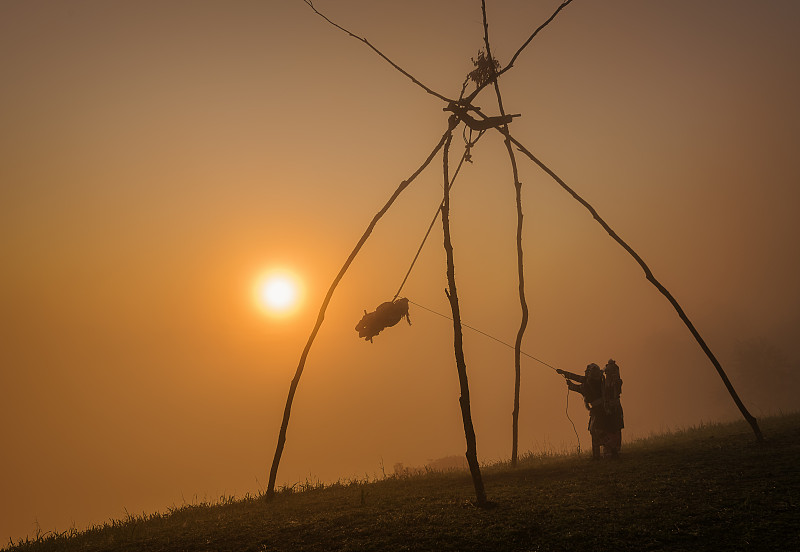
585, 363, 602, 380
604, 359, 619, 376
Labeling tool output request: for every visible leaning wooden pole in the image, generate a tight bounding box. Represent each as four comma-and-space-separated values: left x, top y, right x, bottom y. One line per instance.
441, 119, 488, 505
504, 131, 764, 442
481, 0, 529, 468
266, 122, 459, 501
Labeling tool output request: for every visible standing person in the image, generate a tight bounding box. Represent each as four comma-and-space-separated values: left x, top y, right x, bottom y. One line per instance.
602, 359, 624, 457
557, 363, 607, 459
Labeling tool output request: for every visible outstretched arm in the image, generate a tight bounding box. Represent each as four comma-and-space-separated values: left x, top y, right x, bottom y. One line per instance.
556, 369, 585, 383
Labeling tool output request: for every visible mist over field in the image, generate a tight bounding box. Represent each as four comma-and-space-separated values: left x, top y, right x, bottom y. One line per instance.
2, 0, 799, 544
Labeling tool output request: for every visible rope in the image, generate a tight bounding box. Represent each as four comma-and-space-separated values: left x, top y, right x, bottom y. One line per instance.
392, 211, 440, 301
393, 131, 485, 300
407, 298, 582, 454
565, 384, 581, 454
407, 299, 558, 373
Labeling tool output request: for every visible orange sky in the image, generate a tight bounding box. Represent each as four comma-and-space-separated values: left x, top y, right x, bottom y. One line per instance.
2, 0, 800, 544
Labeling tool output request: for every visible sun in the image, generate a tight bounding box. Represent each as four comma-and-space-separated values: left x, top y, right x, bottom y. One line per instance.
254, 270, 304, 317
261, 278, 296, 309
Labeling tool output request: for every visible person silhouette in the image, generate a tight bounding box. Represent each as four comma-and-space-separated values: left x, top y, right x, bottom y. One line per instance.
558, 363, 607, 460
602, 359, 624, 457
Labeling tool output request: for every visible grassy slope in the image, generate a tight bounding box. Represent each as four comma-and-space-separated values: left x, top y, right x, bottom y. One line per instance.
7, 413, 799, 552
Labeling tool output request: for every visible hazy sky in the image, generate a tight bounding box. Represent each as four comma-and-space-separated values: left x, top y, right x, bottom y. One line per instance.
2, 0, 800, 544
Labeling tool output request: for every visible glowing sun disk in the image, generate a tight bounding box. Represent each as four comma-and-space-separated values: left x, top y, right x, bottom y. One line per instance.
261, 278, 296, 310
254, 271, 303, 317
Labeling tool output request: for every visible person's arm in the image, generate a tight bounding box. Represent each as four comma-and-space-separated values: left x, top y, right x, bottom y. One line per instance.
556, 369, 585, 383
566, 380, 582, 393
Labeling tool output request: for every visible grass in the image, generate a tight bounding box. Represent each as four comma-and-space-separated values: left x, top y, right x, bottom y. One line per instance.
6, 413, 799, 551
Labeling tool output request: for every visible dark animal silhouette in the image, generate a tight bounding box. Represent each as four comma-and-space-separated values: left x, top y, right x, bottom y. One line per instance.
355, 297, 411, 342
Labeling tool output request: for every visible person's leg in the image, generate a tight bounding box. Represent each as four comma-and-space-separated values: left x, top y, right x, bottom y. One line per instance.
608, 430, 621, 457
591, 432, 602, 459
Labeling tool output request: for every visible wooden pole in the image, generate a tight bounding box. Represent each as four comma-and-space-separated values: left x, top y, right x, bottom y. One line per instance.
441, 119, 488, 505
480, 0, 529, 468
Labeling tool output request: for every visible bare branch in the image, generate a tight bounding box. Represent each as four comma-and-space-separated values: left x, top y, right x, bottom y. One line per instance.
302, 0, 455, 104
502, 0, 576, 76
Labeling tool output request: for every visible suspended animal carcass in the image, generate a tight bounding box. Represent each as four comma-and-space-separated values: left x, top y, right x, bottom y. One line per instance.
355, 297, 411, 342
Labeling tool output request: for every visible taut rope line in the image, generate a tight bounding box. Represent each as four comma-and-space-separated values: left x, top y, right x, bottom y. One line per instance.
407, 299, 557, 372
408, 298, 582, 453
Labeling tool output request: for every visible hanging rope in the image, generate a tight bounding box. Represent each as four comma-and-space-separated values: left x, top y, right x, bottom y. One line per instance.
565, 384, 581, 454
393, 130, 485, 300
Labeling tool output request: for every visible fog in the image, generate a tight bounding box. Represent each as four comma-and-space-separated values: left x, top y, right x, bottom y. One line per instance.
2, 0, 799, 545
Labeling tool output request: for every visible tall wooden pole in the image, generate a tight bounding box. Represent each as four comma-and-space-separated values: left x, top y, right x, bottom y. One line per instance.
441, 119, 488, 505
480, 0, 529, 468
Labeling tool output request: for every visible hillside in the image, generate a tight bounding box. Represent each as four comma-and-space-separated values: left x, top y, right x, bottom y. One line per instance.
7, 413, 799, 552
